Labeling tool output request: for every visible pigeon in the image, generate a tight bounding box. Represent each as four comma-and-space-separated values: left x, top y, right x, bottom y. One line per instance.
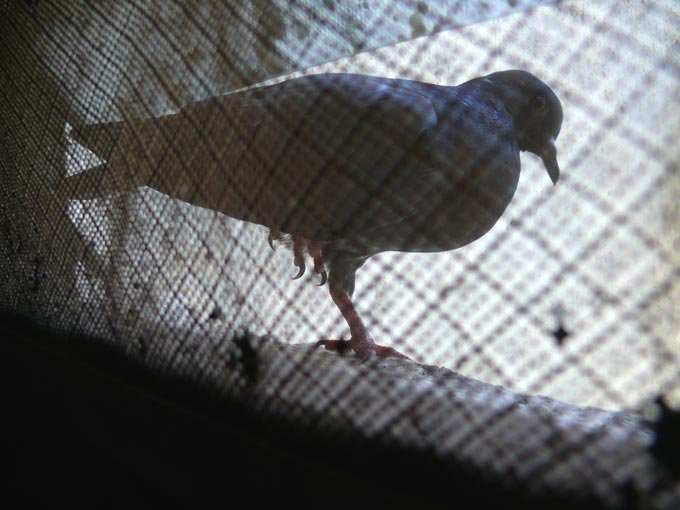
67, 70, 563, 361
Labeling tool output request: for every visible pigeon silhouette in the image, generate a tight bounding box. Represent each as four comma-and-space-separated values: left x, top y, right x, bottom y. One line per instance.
67, 70, 563, 360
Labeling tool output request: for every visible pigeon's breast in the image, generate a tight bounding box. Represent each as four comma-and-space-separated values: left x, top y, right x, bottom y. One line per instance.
399, 100, 521, 253
327, 83, 522, 257
342, 154, 520, 256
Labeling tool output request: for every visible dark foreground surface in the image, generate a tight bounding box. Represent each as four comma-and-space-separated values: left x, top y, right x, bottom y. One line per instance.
1, 311, 615, 509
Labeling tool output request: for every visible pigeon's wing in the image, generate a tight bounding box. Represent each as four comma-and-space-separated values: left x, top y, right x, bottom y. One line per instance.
68, 74, 439, 240
169, 74, 440, 240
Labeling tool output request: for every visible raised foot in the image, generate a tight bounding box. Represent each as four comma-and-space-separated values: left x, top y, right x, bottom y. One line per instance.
268, 230, 327, 285
313, 338, 410, 361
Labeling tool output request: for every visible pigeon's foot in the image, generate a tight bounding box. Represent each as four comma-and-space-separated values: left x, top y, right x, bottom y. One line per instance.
268, 230, 327, 285
313, 337, 410, 361
317, 281, 411, 361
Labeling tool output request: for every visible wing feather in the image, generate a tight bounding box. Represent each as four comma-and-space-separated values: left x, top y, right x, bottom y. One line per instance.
70, 74, 442, 240
173, 74, 440, 239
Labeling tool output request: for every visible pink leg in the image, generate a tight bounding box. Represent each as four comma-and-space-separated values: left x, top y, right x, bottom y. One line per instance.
273, 233, 405, 359
314, 283, 409, 360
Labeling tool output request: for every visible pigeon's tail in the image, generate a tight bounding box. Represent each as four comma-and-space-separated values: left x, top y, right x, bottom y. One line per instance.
64, 121, 142, 200
60, 162, 138, 200
70, 121, 125, 161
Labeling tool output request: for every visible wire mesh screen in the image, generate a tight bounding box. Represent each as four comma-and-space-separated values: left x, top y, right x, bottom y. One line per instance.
1, 0, 679, 507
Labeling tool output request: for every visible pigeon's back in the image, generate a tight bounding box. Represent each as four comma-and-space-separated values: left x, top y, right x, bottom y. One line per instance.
71, 73, 520, 252
165, 74, 448, 241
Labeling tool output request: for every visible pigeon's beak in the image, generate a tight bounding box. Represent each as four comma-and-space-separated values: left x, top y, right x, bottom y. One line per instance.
539, 136, 560, 185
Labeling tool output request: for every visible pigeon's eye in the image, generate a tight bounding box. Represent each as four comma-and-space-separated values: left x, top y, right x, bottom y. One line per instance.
531, 96, 547, 112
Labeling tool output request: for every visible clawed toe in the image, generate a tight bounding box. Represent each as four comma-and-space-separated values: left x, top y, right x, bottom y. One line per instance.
268, 230, 282, 249
313, 339, 354, 356
312, 338, 409, 360
292, 263, 306, 279
279, 234, 328, 285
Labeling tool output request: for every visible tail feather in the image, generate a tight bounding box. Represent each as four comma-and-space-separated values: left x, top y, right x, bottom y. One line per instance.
66, 120, 142, 199
71, 121, 125, 160
62, 162, 141, 199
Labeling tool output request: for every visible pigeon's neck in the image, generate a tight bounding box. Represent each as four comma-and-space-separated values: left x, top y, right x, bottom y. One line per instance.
466, 77, 518, 115
460, 76, 534, 151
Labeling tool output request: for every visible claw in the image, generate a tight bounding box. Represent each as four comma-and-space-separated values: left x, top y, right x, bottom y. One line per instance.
359, 350, 376, 364
313, 339, 352, 356
293, 262, 306, 279
280, 234, 327, 285
268, 230, 281, 250
307, 240, 327, 286
292, 236, 306, 279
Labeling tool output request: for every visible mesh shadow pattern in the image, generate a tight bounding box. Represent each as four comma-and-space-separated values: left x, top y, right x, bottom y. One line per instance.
1, 1, 679, 508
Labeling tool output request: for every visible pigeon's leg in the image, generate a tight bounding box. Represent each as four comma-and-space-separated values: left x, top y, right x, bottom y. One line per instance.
314, 283, 409, 360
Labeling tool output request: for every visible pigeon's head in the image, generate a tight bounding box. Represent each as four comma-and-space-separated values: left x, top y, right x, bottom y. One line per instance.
485, 70, 563, 185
